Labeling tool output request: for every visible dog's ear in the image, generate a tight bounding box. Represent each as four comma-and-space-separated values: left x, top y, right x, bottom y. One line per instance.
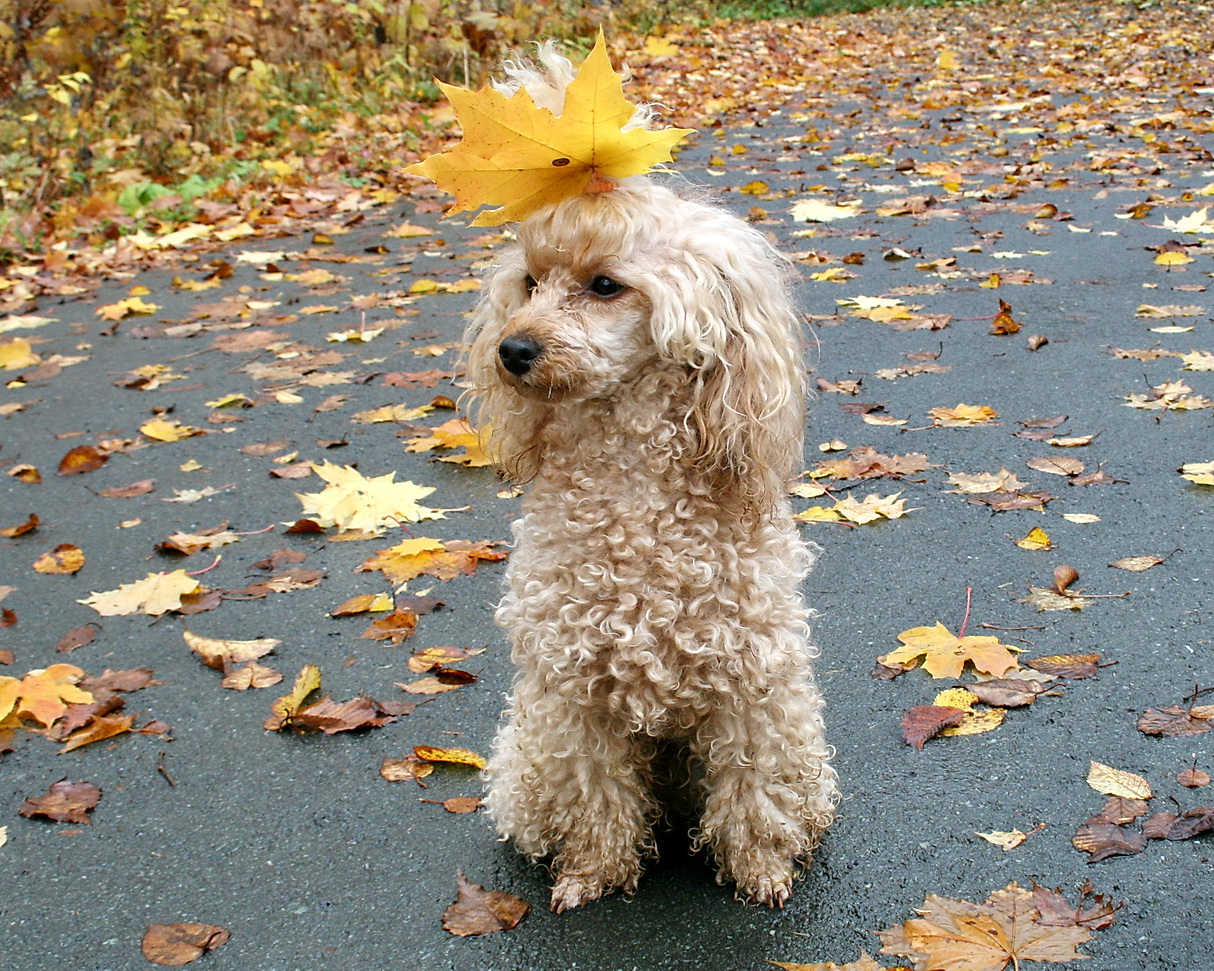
462, 252, 549, 482
642, 225, 807, 509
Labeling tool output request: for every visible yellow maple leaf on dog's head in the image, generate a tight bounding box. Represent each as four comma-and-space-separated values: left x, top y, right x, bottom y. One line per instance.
407, 31, 694, 226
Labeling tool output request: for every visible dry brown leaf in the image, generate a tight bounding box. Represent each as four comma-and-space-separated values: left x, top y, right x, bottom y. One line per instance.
1026, 653, 1102, 679
220, 661, 283, 690
141, 922, 230, 966
380, 755, 434, 783
1026, 456, 1084, 477
59, 713, 136, 753
901, 704, 967, 749
1071, 820, 1147, 863
57, 445, 107, 475
184, 631, 280, 670
19, 779, 102, 823
1108, 555, 1165, 572
361, 609, 419, 643
1136, 704, 1214, 737
877, 882, 1094, 970
442, 870, 530, 937
0, 512, 39, 538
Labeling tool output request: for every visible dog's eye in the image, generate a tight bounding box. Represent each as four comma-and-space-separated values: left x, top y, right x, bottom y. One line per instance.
524, 275, 538, 295
589, 275, 626, 298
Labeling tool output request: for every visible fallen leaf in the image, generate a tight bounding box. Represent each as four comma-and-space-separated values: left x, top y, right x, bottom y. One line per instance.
977, 829, 1030, 851
141, 922, 230, 966
263, 664, 323, 730
1087, 761, 1152, 800
1108, 554, 1166, 572
55, 625, 97, 654
380, 755, 434, 783
1015, 527, 1054, 551
295, 461, 444, 534
359, 537, 507, 584
442, 870, 530, 936
876, 882, 1095, 970
1136, 703, 1214, 738
57, 445, 107, 475
1071, 820, 1147, 863
901, 704, 966, 749
220, 661, 284, 690
19, 779, 101, 823
881, 622, 1022, 679
31, 543, 84, 575
414, 745, 487, 770
59, 713, 136, 753
184, 631, 281, 670
79, 571, 201, 617
929, 403, 998, 426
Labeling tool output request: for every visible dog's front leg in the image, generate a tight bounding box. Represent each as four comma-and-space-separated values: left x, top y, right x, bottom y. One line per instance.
485, 688, 657, 912
692, 679, 837, 907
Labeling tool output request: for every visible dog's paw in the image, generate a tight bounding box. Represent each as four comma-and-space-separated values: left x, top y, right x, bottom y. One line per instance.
549, 873, 607, 913
737, 870, 795, 908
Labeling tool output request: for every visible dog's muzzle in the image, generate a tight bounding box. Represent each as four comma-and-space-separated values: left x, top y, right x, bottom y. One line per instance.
499, 334, 544, 376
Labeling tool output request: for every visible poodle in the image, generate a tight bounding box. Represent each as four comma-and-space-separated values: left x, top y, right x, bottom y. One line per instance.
461, 46, 838, 912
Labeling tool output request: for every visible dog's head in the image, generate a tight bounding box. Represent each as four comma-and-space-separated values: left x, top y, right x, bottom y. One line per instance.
463, 181, 807, 506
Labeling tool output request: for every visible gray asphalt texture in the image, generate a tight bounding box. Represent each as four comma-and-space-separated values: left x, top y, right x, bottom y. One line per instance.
3, 11, 1213, 971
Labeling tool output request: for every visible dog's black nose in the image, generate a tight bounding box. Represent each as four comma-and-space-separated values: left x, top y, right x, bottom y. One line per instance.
498, 334, 544, 376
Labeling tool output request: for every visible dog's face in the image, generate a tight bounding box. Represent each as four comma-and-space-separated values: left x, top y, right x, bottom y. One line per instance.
490, 236, 657, 403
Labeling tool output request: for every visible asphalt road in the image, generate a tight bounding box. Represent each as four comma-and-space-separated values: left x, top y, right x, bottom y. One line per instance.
3, 7, 1213, 971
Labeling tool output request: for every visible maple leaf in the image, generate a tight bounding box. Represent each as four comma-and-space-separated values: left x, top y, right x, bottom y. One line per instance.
407, 32, 693, 226
832, 492, 911, 525
877, 882, 1094, 971
19, 779, 102, 823
79, 571, 201, 616
295, 461, 444, 534
359, 537, 507, 584
404, 418, 491, 467
881, 622, 1021, 679
13, 664, 94, 726
59, 713, 136, 753
443, 870, 530, 936
361, 609, 420, 643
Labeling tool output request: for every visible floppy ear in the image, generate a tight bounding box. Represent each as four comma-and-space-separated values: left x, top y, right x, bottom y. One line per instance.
640, 220, 807, 509
461, 250, 550, 483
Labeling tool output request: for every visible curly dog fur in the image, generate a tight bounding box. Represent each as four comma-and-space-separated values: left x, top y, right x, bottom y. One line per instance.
462, 48, 838, 913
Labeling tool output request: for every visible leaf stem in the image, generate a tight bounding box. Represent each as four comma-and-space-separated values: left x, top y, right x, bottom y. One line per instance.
958, 586, 973, 638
